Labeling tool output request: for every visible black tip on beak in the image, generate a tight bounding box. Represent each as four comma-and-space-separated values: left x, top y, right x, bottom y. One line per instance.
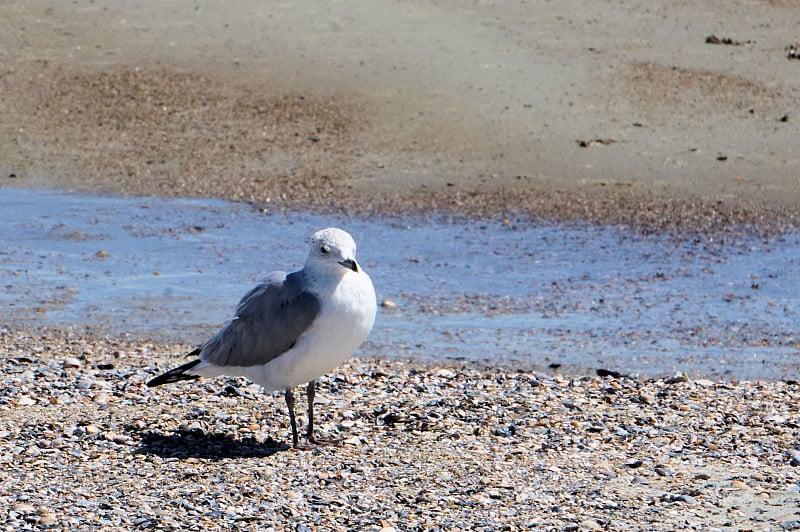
339, 259, 359, 272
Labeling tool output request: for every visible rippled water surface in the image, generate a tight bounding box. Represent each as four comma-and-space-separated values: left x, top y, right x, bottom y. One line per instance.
1, 188, 798, 380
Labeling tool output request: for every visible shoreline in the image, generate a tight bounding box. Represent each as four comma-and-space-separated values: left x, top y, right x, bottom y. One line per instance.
1, 187, 798, 384
4, 176, 797, 238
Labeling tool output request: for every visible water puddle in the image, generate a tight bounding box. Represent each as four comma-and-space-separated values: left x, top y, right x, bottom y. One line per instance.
1, 188, 798, 380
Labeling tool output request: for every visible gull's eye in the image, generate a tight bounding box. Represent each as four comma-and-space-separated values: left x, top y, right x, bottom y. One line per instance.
320, 246, 329, 254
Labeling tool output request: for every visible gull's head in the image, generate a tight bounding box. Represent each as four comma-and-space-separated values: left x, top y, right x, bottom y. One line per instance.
306, 227, 360, 274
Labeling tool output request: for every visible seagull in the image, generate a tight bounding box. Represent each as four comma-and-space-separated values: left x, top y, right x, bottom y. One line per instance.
146, 227, 377, 447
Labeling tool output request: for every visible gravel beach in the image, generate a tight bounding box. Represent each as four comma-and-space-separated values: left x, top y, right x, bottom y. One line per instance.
2, 0, 800, 529
1, 329, 799, 531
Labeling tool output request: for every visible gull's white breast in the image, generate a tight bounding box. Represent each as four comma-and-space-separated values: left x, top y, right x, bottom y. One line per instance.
247, 269, 377, 391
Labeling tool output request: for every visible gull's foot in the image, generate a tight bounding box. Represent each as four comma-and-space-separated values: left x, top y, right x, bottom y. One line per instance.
289, 435, 343, 450
290, 440, 317, 451
307, 435, 344, 447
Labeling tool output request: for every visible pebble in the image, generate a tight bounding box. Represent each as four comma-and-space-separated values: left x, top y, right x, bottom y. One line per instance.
579, 519, 603, 530
38, 515, 58, 526
63, 357, 82, 368
17, 396, 36, 406
665, 373, 690, 385
782, 519, 800, 531
12, 503, 35, 513
637, 393, 655, 404
93, 393, 110, 404
788, 450, 800, 466
673, 494, 698, 505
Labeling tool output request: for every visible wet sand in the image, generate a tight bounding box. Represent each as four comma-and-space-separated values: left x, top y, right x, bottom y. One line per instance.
3, 188, 800, 381
1, 0, 800, 232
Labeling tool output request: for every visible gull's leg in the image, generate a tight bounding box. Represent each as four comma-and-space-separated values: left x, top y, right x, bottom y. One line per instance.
284, 387, 299, 447
306, 379, 317, 444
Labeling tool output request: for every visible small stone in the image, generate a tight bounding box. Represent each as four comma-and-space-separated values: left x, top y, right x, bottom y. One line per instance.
76, 378, 94, 390
435, 368, 455, 379
63, 357, 82, 369
380, 299, 397, 309
781, 519, 800, 531
664, 374, 689, 385
12, 503, 35, 513
38, 515, 58, 526
105, 432, 132, 444
636, 393, 655, 404
85, 425, 100, 434
92, 393, 110, 404
788, 449, 800, 466
17, 396, 36, 406
579, 519, 603, 531
673, 494, 697, 505
730, 479, 747, 489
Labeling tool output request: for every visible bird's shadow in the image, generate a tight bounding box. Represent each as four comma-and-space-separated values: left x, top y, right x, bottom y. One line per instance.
133, 427, 289, 460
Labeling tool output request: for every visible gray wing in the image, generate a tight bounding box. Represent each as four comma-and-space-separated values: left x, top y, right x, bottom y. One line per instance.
200, 270, 321, 367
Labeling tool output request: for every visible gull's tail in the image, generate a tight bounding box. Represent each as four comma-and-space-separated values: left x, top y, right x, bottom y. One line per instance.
146, 348, 202, 387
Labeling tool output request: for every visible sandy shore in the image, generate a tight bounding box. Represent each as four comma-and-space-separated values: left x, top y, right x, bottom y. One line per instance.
2, 0, 800, 232
1, 329, 799, 530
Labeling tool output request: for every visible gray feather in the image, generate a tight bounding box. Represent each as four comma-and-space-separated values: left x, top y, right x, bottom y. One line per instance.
200, 271, 321, 367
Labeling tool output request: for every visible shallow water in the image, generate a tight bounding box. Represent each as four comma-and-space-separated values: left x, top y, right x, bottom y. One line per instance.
1, 188, 798, 380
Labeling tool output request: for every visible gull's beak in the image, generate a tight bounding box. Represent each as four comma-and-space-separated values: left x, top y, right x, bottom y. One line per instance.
339, 259, 359, 272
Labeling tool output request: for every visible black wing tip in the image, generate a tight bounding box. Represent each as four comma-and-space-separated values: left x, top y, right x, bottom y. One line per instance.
184, 346, 202, 359
146, 358, 202, 387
